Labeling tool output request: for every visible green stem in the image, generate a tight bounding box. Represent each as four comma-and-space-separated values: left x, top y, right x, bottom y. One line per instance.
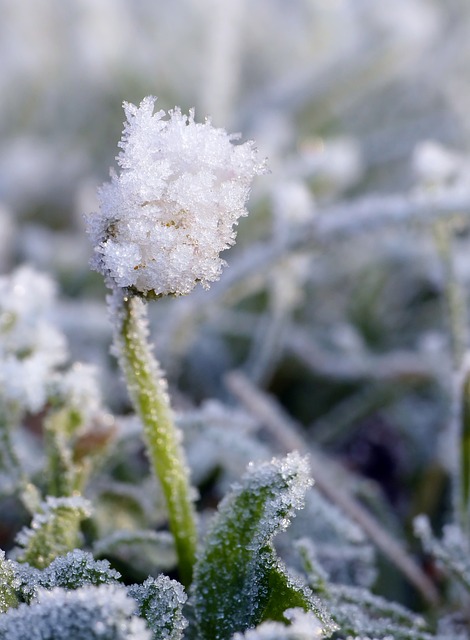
433, 221, 470, 532
0, 403, 26, 490
460, 369, 470, 535
116, 292, 197, 586
433, 221, 468, 369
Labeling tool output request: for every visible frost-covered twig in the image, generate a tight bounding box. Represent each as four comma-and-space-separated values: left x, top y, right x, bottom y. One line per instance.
225, 370, 440, 606
286, 328, 443, 383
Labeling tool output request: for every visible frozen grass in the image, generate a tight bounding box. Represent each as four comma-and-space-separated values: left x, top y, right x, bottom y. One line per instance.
2, 1, 470, 638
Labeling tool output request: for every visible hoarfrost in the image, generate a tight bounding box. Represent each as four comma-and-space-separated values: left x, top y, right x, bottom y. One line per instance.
414, 515, 470, 593
192, 453, 333, 640
0, 583, 150, 640
12, 550, 120, 603
129, 575, 187, 640
0, 266, 67, 413
231, 607, 325, 639
14, 496, 92, 569
86, 96, 266, 296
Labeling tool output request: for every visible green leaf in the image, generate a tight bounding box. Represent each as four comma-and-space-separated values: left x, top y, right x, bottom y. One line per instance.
192, 453, 333, 640
15, 496, 91, 569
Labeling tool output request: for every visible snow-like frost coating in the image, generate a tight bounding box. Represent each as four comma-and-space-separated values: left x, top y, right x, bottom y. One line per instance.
0, 266, 67, 413
128, 575, 187, 640
86, 96, 266, 296
231, 607, 324, 639
0, 583, 151, 640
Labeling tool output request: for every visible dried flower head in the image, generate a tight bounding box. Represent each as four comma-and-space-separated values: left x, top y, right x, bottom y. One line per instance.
86, 96, 266, 296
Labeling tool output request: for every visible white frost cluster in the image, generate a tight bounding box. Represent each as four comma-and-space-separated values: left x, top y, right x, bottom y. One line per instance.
87, 96, 266, 296
0, 266, 67, 413
50, 362, 103, 422
0, 583, 150, 640
232, 608, 325, 639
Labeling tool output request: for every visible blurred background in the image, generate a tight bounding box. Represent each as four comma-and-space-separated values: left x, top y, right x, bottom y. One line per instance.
3, 0, 470, 604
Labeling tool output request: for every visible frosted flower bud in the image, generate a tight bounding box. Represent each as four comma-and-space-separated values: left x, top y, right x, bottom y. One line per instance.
86, 96, 266, 296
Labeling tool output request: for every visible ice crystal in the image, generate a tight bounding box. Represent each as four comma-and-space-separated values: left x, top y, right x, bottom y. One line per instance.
86, 96, 266, 296
0, 266, 67, 413
128, 575, 187, 640
0, 583, 151, 640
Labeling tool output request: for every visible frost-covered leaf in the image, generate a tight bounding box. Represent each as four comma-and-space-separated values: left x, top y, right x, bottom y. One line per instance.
192, 452, 336, 640
94, 529, 177, 574
326, 585, 432, 640
281, 489, 376, 589
297, 539, 431, 639
14, 496, 91, 569
0, 551, 18, 613
231, 608, 326, 639
414, 515, 470, 593
128, 575, 187, 640
179, 400, 271, 490
0, 583, 150, 640
11, 550, 121, 604
45, 363, 114, 498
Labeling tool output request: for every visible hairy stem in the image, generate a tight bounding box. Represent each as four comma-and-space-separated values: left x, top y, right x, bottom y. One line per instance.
115, 292, 197, 586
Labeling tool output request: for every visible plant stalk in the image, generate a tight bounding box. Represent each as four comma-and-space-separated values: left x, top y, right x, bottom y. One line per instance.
116, 292, 197, 586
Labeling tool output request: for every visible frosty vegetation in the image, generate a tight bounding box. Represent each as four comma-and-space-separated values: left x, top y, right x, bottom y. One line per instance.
3, 1, 470, 639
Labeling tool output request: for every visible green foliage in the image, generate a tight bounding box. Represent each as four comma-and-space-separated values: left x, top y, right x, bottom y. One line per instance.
44, 407, 83, 497
192, 452, 337, 640
14, 496, 91, 569
117, 293, 197, 586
